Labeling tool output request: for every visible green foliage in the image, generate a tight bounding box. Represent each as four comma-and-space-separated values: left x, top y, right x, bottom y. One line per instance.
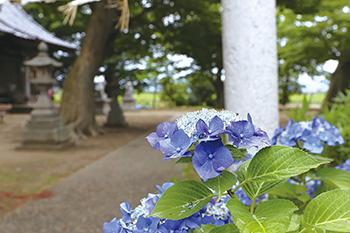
225, 145, 248, 161
192, 224, 239, 233
243, 146, 326, 183
227, 199, 298, 233
315, 167, 350, 195
268, 182, 310, 204
151, 180, 214, 220
276, 0, 350, 104
287, 95, 313, 122
322, 89, 350, 164
150, 145, 350, 232
159, 77, 189, 107
204, 171, 236, 199
237, 159, 287, 200
301, 189, 350, 232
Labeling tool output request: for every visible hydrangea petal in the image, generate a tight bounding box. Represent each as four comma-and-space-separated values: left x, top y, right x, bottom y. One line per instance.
156, 122, 178, 138
208, 116, 224, 135
193, 156, 221, 181
211, 146, 234, 171
145, 132, 161, 150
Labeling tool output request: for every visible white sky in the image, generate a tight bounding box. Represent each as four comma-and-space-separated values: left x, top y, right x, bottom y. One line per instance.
298, 59, 338, 93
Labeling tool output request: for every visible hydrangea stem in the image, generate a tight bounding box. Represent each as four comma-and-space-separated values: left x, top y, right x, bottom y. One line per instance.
299, 227, 312, 233
231, 180, 247, 194
250, 196, 258, 214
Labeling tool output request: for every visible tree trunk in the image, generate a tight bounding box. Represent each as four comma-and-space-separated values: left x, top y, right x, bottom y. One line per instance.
212, 72, 224, 108
60, 0, 117, 137
323, 61, 350, 105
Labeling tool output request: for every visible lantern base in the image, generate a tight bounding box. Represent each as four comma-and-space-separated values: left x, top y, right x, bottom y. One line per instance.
21, 109, 73, 149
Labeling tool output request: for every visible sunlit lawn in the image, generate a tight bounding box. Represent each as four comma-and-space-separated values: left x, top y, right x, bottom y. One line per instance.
289, 92, 326, 105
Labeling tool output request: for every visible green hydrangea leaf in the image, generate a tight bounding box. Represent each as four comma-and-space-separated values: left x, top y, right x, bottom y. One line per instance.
176, 156, 193, 164
312, 155, 333, 163
151, 180, 214, 220
225, 144, 248, 161
237, 159, 287, 199
287, 214, 301, 233
302, 189, 350, 232
204, 170, 236, 198
227, 198, 298, 233
269, 182, 310, 204
316, 167, 350, 192
246, 146, 327, 183
208, 224, 240, 233
191, 224, 239, 233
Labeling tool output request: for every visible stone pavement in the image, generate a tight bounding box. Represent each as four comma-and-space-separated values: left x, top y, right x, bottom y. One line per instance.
0, 132, 182, 233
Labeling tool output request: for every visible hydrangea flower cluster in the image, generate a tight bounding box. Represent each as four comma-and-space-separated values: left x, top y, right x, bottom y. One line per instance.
146, 108, 270, 181
103, 182, 233, 233
104, 108, 349, 233
335, 159, 350, 171
271, 116, 344, 154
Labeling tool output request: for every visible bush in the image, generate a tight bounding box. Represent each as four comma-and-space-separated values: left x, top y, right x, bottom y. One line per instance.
322, 89, 350, 164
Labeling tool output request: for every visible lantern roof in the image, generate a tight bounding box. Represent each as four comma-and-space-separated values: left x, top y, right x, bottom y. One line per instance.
24, 41, 63, 67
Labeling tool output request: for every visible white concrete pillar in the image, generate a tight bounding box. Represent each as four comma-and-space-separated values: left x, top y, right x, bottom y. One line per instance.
222, 0, 279, 137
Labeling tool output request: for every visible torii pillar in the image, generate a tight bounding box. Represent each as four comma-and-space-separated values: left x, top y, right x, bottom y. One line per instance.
222, 0, 279, 137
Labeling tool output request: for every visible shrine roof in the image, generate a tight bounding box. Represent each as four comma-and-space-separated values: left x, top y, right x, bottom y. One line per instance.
0, 0, 78, 50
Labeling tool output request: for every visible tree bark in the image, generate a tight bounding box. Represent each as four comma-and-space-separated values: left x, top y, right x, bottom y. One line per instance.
323, 61, 350, 105
60, 0, 117, 137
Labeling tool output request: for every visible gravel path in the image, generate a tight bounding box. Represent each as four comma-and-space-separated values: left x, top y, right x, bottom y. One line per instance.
0, 132, 182, 233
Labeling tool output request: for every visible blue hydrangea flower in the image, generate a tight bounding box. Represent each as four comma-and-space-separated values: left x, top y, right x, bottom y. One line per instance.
272, 117, 344, 154
159, 130, 192, 161
271, 125, 284, 145
192, 140, 234, 181
180, 212, 202, 230
336, 159, 350, 172
311, 116, 344, 146
156, 182, 174, 194
142, 193, 159, 215
225, 113, 270, 148
194, 116, 224, 142
134, 216, 160, 233
300, 129, 324, 154
146, 122, 178, 150
305, 178, 322, 199
120, 201, 133, 224
158, 219, 187, 233
103, 218, 130, 233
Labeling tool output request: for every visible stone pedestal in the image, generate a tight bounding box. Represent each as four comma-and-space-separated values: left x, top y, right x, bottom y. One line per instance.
22, 109, 72, 149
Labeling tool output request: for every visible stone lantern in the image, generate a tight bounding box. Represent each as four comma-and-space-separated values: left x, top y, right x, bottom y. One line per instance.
21, 41, 71, 149
122, 81, 137, 111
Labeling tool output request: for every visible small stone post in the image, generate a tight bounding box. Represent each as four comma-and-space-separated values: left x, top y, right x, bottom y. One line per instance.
221, 0, 279, 137
21, 42, 72, 149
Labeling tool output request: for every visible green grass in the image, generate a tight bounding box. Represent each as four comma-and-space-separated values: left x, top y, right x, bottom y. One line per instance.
289, 93, 326, 105
119, 92, 168, 108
